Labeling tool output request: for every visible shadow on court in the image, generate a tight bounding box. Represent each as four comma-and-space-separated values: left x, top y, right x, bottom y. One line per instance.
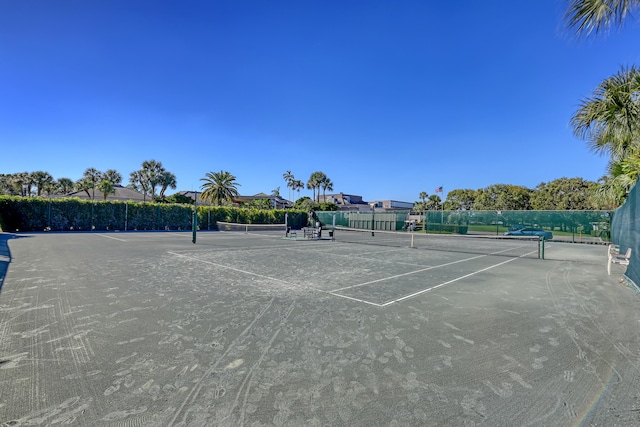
0, 233, 28, 293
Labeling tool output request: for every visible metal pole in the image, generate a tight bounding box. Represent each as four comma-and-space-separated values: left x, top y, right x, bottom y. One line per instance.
192, 191, 197, 244
371, 204, 375, 236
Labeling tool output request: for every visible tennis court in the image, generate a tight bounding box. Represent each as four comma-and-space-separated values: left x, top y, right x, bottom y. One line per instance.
1, 229, 639, 426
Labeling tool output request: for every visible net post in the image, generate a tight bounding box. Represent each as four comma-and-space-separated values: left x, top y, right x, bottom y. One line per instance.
541, 236, 545, 259
192, 210, 197, 244
410, 232, 414, 248
192, 192, 198, 244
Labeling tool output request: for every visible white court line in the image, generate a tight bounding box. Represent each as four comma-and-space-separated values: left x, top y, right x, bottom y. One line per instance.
378, 256, 521, 306
170, 247, 538, 308
330, 254, 487, 293
168, 251, 306, 287
327, 293, 385, 307
95, 233, 127, 242
168, 251, 337, 298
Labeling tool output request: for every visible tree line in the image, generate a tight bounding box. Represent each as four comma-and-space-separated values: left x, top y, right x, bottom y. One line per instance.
414, 178, 604, 212
0, 160, 177, 202
0, 165, 614, 212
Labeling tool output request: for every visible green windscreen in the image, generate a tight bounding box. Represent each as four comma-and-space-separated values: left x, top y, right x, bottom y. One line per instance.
611, 182, 639, 286
316, 210, 611, 244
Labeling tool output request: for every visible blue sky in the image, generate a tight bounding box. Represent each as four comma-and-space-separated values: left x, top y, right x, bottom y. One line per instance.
1, 1, 638, 202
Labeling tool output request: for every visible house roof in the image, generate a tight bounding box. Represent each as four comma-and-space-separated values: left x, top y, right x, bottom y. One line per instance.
178, 191, 293, 208
64, 185, 148, 202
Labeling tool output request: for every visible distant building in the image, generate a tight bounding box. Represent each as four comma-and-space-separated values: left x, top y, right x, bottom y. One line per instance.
319, 193, 370, 211
178, 191, 293, 209
319, 193, 414, 211
370, 200, 415, 210
235, 193, 293, 209
178, 191, 208, 205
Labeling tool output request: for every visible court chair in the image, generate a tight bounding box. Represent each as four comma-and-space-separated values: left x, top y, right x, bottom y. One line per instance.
608, 244, 632, 275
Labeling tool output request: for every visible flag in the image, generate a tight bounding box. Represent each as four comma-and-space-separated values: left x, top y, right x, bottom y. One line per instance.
435, 186, 443, 193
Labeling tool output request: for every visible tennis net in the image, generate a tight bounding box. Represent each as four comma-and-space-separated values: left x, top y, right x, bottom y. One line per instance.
216, 221, 287, 235
331, 227, 545, 259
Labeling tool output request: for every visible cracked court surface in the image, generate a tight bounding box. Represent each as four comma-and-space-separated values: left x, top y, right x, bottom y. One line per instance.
1, 231, 640, 426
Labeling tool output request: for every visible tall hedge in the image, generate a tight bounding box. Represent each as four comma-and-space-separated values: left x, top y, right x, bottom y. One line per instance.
0, 196, 308, 232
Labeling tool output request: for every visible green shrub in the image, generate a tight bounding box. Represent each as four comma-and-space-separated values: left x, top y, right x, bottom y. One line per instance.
0, 196, 309, 232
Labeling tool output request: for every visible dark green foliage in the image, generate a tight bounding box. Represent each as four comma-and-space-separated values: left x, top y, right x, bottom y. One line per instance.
194, 206, 307, 230
155, 193, 194, 204
292, 197, 337, 212
0, 196, 306, 232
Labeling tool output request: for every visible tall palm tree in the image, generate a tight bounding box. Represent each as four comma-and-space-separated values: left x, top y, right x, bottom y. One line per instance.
427, 194, 441, 210
11, 172, 31, 196
158, 171, 177, 198
307, 171, 326, 203
83, 168, 103, 200
57, 177, 75, 195
200, 170, 241, 206
320, 177, 333, 203
565, 1, 640, 205
102, 169, 123, 185
419, 191, 428, 206
75, 177, 93, 198
571, 66, 640, 159
98, 179, 115, 200
293, 179, 304, 201
128, 170, 150, 201
283, 170, 294, 201
31, 171, 54, 197
141, 160, 165, 200
564, 0, 640, 39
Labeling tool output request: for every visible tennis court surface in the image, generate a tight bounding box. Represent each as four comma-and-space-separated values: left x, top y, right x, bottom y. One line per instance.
1, 230, 640, 426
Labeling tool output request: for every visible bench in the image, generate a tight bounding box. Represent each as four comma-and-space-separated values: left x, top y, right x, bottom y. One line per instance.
608, 244, 632, 275
303, 227, 319, 239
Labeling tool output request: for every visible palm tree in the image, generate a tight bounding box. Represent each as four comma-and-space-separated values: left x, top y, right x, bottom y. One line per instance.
31, 171, 54, 197
293, 179, 304, 201
419, 192, 428, 206
141, 160, 165, 200
128, 170, 150, 201
200, 170, 241, 206
57, 177, 75, 195
283, 170, 294, 201
11, 172, 31, 196
98, 179, 115, 200
564, 0, 640, 39
83, 168, 103, 200
427, 195, 441, 210
158, 171, 177, 198
564, 2, 640, 205
75, 177, 93, 198
320, 177, 333, 203
307, 171, 326, 203
571, 66, 640, 159
102, 169, 123, 185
